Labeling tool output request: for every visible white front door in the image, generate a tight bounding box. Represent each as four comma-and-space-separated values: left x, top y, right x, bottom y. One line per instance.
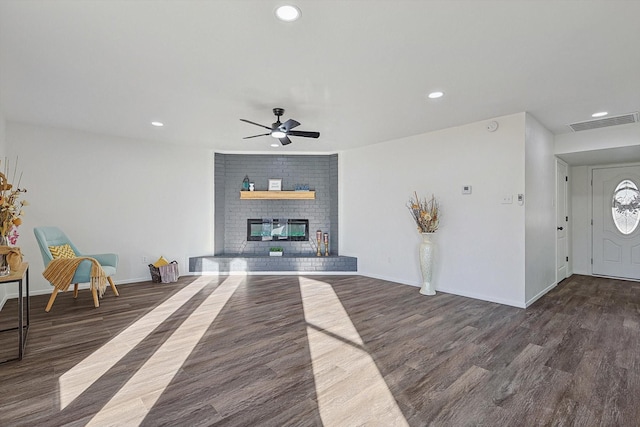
556, 159, 568, 282
592, 165, 640, 279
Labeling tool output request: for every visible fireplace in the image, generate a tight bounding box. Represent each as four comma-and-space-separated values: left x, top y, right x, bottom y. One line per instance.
247, 219, 309, 241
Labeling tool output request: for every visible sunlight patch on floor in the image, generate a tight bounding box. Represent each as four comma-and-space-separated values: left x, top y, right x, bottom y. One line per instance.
299, 277, 409, 426
86, 274, 243, 426
58, 275, 214, 410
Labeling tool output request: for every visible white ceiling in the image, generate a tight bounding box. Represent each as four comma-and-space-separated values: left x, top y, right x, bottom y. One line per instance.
1, 0, 640, 154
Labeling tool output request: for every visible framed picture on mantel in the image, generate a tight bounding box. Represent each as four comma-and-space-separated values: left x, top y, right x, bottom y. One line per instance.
268, 179, 282, 191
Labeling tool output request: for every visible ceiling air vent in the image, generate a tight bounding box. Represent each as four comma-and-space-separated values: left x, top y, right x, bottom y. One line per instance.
569, 112, 639, 132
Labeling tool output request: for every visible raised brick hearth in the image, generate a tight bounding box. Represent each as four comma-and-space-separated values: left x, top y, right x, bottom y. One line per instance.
189, 255, 357, 273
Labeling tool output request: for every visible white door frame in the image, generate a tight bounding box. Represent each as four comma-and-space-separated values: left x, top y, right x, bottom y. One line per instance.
588, 161, 640, 277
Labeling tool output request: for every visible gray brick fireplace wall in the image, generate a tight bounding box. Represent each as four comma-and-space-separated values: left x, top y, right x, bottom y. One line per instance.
214, 153, 339, 256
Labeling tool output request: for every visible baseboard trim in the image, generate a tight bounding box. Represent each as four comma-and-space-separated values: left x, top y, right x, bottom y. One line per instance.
436, 286, 526, 308
525, 281, 557, 307
3, 272, 534, 310
1, 272, 362, 301
358, 272, 526, 308
1, 276, 164, 300
357, 272, 418, 288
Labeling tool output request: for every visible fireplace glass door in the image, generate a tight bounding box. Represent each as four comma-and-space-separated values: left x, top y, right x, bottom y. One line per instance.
247, 219, 309, 241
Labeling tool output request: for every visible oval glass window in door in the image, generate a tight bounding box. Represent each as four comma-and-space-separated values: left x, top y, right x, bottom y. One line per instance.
612, 179, 640, 234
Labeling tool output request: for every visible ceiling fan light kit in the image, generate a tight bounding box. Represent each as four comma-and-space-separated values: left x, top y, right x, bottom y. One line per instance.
241, 108, 320, 146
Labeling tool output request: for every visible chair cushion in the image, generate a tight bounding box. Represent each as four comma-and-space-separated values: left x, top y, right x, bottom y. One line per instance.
49, 244, 77, 259
71, 261, 116, 284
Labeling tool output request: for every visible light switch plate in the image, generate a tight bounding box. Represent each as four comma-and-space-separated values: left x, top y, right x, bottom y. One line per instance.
502, 195, 513, 204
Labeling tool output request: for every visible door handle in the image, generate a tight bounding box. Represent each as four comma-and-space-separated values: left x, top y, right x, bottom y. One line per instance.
557, 227, 564, 231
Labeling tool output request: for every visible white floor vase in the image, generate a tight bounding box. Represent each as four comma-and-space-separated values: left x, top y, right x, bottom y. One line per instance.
419, 232, 436, 295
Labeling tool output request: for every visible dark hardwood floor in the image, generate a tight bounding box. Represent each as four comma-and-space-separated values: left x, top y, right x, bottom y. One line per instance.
1, 274, 639, 426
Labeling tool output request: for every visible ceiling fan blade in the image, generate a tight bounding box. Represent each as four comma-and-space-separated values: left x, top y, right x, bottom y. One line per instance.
240, 119, 271, 130
288, 130, 320, 138
280, 119, 300, 132
243, 133, 271, 139
279, 136, 293, 145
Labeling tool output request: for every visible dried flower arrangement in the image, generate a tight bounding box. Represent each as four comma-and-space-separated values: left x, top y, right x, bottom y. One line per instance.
0, 159, 28, 245
407, 192, 440, 233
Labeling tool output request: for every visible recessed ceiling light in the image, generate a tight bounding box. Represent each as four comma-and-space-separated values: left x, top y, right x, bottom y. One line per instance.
275, 5, 301, 22
270, 143, 280, 147
151, 121, 164, 127
427, 91, 444, 99
592, 111, 608, 118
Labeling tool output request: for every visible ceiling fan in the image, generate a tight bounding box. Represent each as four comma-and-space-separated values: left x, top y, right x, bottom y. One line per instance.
240, 108, 320, 146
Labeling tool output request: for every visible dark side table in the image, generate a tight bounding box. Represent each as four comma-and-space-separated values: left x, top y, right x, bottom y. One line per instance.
0, 262, 29, 363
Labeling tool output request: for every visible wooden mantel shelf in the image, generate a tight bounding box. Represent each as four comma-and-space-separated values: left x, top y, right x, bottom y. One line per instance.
240, 191, 315, 200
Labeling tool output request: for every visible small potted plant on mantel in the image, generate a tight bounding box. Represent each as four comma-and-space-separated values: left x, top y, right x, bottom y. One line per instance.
269, 247, 284, 257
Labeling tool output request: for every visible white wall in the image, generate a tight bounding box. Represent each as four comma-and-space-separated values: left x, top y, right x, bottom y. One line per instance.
341, 113, 527, 307
524, 113, 556, 305
6, 122, 214, 295
0, 110, 6, 155
556, 122, 640, 155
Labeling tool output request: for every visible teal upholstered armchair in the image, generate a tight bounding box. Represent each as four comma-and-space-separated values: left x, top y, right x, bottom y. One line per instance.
34, 226, 119, 311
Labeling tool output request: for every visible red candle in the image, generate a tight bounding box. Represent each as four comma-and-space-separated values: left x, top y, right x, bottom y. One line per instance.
323, 233, 328, 244
316, 230, 322, 240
